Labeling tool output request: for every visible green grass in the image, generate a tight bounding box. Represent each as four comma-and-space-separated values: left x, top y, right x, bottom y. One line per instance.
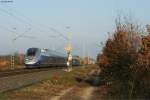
0, 93, 8, 100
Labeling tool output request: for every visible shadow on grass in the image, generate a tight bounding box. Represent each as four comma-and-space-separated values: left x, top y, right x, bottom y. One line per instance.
75, 75, 105, 87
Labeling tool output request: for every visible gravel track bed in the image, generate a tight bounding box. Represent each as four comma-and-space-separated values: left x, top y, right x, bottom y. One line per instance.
0, 68, 64, 93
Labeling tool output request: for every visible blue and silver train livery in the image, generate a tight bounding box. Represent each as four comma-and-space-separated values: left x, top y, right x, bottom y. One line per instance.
25, 48, 67, 68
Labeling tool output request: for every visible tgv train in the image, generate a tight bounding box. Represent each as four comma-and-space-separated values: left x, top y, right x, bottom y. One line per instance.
72, 56, 81, 66
25, 48, 67, 68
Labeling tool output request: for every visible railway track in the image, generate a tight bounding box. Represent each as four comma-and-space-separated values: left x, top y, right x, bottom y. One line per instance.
0, 66, 66, 93
0, 67, 65, 78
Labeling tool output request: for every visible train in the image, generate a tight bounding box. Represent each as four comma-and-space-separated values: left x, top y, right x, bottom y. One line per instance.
25, 48, 82, 68
72, 56, 81, 66
25, 48, 68, 68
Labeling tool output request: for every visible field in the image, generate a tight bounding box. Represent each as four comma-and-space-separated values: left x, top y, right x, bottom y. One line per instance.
0, 65, 101, 100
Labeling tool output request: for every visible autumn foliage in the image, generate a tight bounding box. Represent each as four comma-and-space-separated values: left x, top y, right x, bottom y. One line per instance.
0, 54, 25, 70
97, 20, 150, 99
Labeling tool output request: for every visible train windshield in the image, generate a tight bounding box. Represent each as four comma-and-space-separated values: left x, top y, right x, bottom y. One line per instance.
27, 48, 38, 56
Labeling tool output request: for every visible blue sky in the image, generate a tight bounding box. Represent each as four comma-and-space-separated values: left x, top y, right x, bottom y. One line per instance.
0, 0, 150, 58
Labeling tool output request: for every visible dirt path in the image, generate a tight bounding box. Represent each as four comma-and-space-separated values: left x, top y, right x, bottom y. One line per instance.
49, 87, 74, 100
49, 85, 97, 100
81, 86, 95, 100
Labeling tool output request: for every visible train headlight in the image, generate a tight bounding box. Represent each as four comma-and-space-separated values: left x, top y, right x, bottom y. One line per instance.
67, 61, 70, 66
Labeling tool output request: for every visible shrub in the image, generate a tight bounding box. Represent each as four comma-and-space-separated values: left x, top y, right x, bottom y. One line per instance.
97, 19, 150, 99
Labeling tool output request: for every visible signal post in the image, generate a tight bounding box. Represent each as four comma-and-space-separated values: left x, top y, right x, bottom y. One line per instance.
64, 44, 72, 72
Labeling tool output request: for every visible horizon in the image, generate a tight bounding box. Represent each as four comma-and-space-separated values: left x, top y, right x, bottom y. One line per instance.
0, 0, 150, 58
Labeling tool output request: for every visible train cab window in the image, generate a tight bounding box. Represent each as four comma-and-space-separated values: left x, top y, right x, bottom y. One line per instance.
27, 48, 38, 56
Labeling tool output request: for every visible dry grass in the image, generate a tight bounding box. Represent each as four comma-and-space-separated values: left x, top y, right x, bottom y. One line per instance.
3, 65, 98, 100
0, 60, 10, 70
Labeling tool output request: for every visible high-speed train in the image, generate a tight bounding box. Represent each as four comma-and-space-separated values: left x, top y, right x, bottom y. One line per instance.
25, 48, 67, 68
72, 56, 81, 66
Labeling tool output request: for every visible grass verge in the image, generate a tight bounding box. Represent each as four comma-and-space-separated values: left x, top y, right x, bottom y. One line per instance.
1, 65, 98, 100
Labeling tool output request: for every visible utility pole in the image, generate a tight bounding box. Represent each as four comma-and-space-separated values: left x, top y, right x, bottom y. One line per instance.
10, 53, 15, 70
82, 41, 85, 66
10, 28, 17, 70
10, 28, 32, 70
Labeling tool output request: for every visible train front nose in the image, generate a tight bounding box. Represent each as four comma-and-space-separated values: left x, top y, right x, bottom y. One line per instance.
25, 48, 41, 68
25, 57, 38, 66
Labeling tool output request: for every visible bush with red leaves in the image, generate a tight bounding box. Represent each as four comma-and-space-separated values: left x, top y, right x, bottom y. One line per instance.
97, 20, 150, 99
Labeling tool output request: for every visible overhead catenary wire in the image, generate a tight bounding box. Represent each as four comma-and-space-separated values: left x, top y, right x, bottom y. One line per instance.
12, 28, 36, 42
0, 5, 70, 60
0, 6, 69, 41
0, 24, 35, 41
0, 6, 48, 35
0, 25, 17, 34
12, 8, 69, 41
49, 27, 69, 41
0, 7, 32, 27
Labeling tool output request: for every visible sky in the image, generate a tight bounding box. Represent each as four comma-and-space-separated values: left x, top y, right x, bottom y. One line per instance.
0, 0, 150, 58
